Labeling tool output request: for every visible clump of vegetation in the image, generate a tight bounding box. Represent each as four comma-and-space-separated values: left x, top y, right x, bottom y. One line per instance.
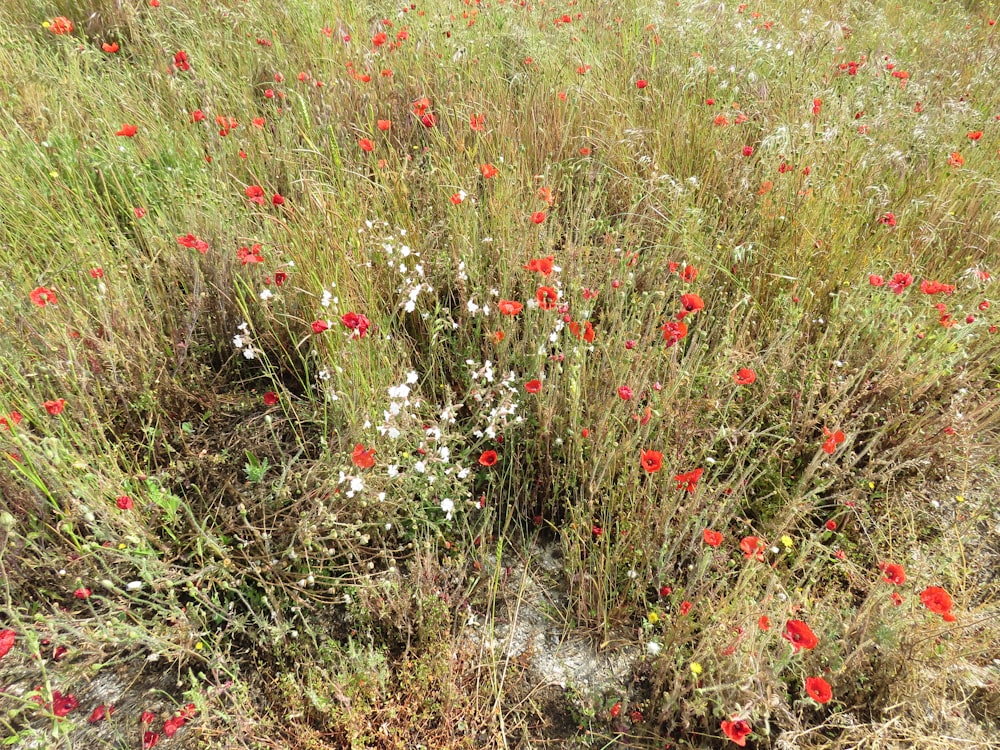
1, 0, 999, 747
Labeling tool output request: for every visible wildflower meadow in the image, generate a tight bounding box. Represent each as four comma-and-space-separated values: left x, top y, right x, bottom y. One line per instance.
1, 0, 999, 747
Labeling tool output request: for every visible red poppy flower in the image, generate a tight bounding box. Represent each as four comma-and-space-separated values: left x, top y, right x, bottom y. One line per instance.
88, 704, 109, 723
741, 536, 764, 560
48, 16, 75, 34
237, 244, 264, 265
821, 427, 845, 454
879, 563, 906, 585
948, 151, 964, 167
498, 299, 523, 316
757, 615, 770, 630
74, 587, 91, 599
163, 716, 185, 737
358, 138, 375, 152
262, 391, 279, 406
782, 619, 819, 651
0, 629, 15, 660
703, 529, 723, 547
311, 320, 330, 334
888, 271, 913, 294
661, 320, 688, 346
673, 468, 703, 493
734, 368, 756, 385
0, 411, 23, 431
680, 293, 704, 313
177, 234, 209, 253
470, 113, 485, 132
377, 119, 391, 131
44, 399, 66, 415
919, 279, 955, 295
340, 312, 371, 338
352, 444, 376, 469
523, 256, 554, 276
480, 163, 499, 178
478, 450, 498, 467
51, 691, 78, 717
636, 79, 648, 89
617, 385, 633, 400
524, 379, 542, 394
869, 274, 885, 287
805, 676, 832, 704
143, 731, 160, 749
420, 112, 437, 128
920, 586, 956, 621
245, 185, 266, 205
530, 211, 546, 224
679, 600, 692, 616
721, 719, 752, 746
575, 320, 596, 343
536, 286, 558, 310
174, 50, 190, 71
102, 42, 119, 53
29, 286, 58, 306
116, 124, 137, 137
640, 449, 663, 473
116, 495, 133, 510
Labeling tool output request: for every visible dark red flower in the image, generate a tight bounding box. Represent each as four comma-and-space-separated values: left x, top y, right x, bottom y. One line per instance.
805, 676, 832, 704
262, 391, 279, 406
617, 385, 633, 400
51, 691, 78, 717
87, 704, 109, 723
174, 50, 190, 71
311, 320, 330, 334
143, 731, 160, 749
340, 312, 371, 338
116, 495, 134, 510
245, 185, 266, 205
782, 619, 819, 651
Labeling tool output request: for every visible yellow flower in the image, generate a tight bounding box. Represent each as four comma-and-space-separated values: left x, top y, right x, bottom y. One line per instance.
955, 495, 964, 503
780, 535, 793, 549
690, 662, 703, 676
195, 641, 204, 650
648, 611, 659, 625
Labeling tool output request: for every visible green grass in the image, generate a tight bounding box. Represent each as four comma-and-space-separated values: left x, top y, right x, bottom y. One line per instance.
1, 0, 999, 747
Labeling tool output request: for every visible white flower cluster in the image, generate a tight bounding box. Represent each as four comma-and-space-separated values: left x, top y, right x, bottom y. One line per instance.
232, 322, 256, 359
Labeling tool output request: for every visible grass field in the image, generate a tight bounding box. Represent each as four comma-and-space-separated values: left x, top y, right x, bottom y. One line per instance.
1, 0, 999, 747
